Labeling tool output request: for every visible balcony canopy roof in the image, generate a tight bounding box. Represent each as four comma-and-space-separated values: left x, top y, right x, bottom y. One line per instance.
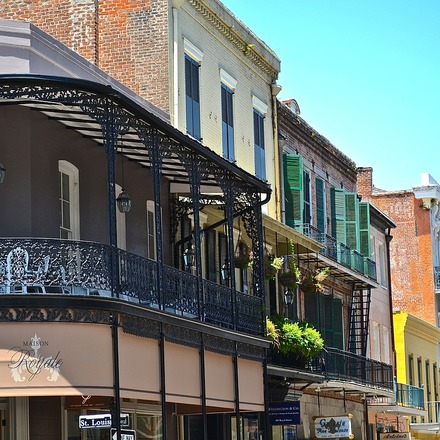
0, 74, 271, 198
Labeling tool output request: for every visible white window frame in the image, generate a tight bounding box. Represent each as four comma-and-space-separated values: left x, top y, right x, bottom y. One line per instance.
116, 184, 127, 250
59, 160, 80, 240
146, 200, 156, 260
378, 241, 387, 288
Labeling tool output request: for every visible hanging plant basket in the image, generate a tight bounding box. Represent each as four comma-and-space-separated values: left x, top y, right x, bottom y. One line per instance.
278, 270, 299, 289
299, 275, 317, 294
265, 255, 284, 280
234, 242, 253, 269
299, 267, 330, 294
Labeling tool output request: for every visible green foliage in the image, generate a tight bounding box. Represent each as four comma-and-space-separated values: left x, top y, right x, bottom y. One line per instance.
267, 317, 324, 359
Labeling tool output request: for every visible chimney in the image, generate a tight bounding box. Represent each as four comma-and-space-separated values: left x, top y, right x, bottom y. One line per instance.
357, 167, 373, 198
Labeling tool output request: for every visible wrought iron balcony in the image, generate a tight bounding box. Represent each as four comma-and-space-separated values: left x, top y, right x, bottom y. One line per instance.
295, 224, 377, 281
396, 383, 425, 410
0, 238, 263, 335
269, 346, 394, 392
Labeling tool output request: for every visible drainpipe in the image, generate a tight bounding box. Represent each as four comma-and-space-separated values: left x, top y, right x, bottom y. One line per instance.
385, 228, 397, 378
172, 0, 184, 128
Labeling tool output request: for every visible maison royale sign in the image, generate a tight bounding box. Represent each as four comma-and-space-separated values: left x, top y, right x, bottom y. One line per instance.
7, 334, 63, 382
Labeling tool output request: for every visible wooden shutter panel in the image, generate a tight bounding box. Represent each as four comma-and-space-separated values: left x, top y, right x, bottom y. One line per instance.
283, 154, 303, 228
359, 202, 371, 257
316, 178, 325, 232
304, 292, 318, 327
345, 192, 359, 250
331, 188, 346, 243
332, 297, 344, 349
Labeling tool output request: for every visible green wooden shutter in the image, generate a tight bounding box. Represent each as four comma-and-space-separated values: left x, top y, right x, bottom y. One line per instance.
345, 192, 359, 250
331, 188, 346, 243
332, 297, 344, 349
283, 154, 303, 228
316, 178, 325, 232
304, 292, 318, 327
359, 202, 371, 257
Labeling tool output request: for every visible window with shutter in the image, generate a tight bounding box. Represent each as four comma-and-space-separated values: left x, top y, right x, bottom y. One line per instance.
283, 154, 303, 228
316, 177, 326, 233
254, 110, 266, 180
303, 170, 311, 225
331, 188, 346, 243
304, 292, 343, 349
359, 201, 371, 257
185, 55, 201, 140
345, 192, 359, 251
221, 84, 235, 161
206, 230, 217, 282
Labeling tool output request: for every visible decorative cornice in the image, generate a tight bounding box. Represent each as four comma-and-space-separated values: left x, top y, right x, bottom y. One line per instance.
187, 0, 279, 79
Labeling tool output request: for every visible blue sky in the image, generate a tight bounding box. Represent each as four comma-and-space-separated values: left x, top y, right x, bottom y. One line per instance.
220, 0, 440, 191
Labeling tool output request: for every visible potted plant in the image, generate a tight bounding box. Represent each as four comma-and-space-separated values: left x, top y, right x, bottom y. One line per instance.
278, 257, 300, 289
265, 255, 284, 280
234, 242, 253, 269
267, 316, 324, 367
299, 266, 330, 294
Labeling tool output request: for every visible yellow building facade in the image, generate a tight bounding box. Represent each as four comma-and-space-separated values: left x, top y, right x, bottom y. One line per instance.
393, 310, 440, 437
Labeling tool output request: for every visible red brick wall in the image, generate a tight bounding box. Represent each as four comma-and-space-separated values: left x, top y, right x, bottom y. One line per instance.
1, 0, 170, 112
360, 188, 436, 326
357, 167, 373, 198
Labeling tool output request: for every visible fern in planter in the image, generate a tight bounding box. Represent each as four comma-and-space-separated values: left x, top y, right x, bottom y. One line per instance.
299, 266, 330, 294
267, 317, 324, 364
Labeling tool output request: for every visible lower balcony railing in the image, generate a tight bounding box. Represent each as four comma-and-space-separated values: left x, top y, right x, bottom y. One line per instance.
0, 238, 263, 335
396, 382, 425, 410
270, 346, 394, 391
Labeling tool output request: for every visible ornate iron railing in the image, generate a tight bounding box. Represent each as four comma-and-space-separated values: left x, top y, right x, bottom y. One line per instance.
396, 383, 425, 410
0, 238, 263, 335
269, 346, 394, 391
295, 224, 377, 281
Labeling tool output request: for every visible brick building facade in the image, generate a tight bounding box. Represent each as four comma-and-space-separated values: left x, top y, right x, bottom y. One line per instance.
358, 167, 438, 326
1, 0, 170, 111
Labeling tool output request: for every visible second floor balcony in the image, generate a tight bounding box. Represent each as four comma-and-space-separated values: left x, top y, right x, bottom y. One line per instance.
0, 237, 264, 335
296, 224, 377, 281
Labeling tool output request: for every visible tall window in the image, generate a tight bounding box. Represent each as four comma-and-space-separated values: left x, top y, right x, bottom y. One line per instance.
408, 354, 414, 385
283, 154, 303, 228
378, 242, 387, 288
383, 326, 390, 364
303, 170, 311, 225
254, 110, 265, 180
146, 201, 156, 260
372, 322, 380, 360
316, 177, 326, 233
221, 84, 234, 160
253, 96, 268, 181
304, 292, 343, 349
185, 55, 201, 140
59, 160, 79, 240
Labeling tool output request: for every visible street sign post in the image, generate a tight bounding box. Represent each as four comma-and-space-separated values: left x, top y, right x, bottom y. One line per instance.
79, 413, 130, 429
110, 428, 136, 440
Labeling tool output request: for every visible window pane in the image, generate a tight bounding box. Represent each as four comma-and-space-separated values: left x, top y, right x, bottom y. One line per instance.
136, 414, 162, 440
